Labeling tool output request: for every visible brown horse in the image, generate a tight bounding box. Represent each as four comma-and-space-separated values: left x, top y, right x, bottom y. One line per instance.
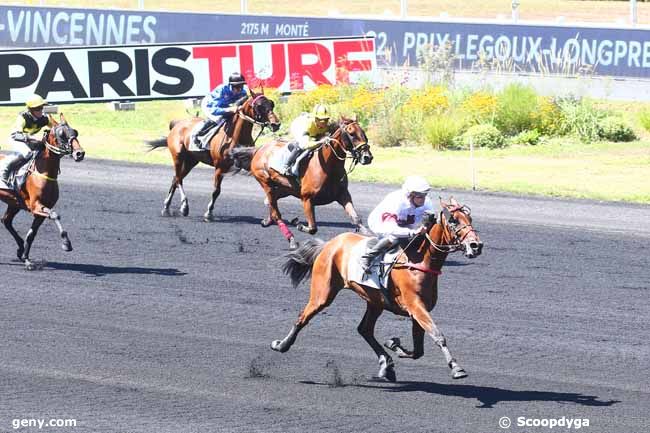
272, 198, 483, 382
0, 114, 85, 269
146, 90, 280, 221
232, 116, 373, 249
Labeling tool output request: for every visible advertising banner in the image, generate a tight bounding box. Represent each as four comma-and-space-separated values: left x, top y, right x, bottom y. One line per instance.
2, 6, 650, 78
0, 36, 376, 105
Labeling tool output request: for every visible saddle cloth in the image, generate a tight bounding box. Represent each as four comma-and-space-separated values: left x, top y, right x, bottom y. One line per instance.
0, 153, 36, 192
268, 142, 313, 177
346, 237, 401, 290
188, 119, 225, 152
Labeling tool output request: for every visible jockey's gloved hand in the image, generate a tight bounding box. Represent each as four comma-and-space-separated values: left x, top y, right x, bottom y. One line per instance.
409, 225, 427, 238
10, 132, 28, 142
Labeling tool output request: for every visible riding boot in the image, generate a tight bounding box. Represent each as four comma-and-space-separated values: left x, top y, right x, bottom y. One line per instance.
283, 146, 303, 176
361, 237, 397, 271
0, 153, 27, 184
195, 119, 217, 148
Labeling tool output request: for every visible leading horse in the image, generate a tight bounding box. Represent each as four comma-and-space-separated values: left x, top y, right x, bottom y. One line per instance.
272, 198, 483, 381
0, 114, 85, 269
146, 90, 280, 221
232, 116, 373, 249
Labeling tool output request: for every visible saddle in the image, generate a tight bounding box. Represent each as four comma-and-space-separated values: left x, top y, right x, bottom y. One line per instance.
0, 153, 37, 193
190, 118, 227, 151
269, 142, 315, 178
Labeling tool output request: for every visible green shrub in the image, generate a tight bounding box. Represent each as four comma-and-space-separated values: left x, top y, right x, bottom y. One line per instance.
494, 83, 540, 136
638, 109, 650, 132
457, 124, 506, 149
422, 114, 465, 150
598, 117, 637, 142
556, 97, 607, 142
510, 129, 541, 145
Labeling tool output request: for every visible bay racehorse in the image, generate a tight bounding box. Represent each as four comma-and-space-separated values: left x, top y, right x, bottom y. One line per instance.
232, 116, 373, 249
146, 90, 280, 221
272, 198, 483, 381
0, 114, 85, 269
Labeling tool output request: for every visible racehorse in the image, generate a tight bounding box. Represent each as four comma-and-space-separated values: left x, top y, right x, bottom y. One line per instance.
231, 116, 373, 249
272, 198, 483, 382
146, 90, 280, 221
0, 114, 85, 269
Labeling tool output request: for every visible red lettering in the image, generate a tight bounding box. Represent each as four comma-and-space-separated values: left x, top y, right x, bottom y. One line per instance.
333, 39, 374, 84
192, 45, 237, 89
287, 42, 332, 90
239, 44, 287, 89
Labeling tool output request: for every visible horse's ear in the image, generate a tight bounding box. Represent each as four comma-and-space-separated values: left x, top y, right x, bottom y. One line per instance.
439, 196, 448, 208
450, 196, 458, 206
59, 113, 66, 123
49, 114, 58, 125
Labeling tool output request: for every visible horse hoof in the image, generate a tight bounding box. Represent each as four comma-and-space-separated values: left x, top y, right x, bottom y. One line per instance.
288, 238, 299, 250
203, 213, 214, 222
180, 205, 189, 217
451, 366, 468, 379
16, 250, 25, 261
24, 260, 36, 271
270, 340, 287, 352
261, 218, 273, 227
61, 242, 73, 252
289, 217, 300, 226
161, 208, 171, 217
378, 365, 397, 382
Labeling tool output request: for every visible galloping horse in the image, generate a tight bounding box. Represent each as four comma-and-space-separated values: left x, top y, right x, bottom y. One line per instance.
232, 116, 373, 249
146, 90, 280, 221
0, 114, 85, 269
272, 198, 483, 381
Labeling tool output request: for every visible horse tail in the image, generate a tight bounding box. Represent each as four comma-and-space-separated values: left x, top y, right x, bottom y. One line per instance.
282, 238, 325, 288
230, 147, 256, 173
144, 137, 168, 151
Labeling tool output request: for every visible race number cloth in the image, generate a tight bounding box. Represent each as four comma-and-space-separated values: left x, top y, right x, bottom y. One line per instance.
346, 237, 401, 290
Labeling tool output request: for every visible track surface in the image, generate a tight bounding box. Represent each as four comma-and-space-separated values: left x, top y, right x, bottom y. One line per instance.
1, 158, 649, 433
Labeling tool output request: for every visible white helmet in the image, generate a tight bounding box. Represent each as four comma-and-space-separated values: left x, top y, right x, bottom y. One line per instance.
402, 175, 431, 195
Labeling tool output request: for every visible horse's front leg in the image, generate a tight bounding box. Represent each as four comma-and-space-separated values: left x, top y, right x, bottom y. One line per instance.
337, 191, 370, 235
409, 303, 467, 379
35, 206, 73, 252
2, 205, 25, 260
384, 319, 425, 360
297, 197, 317, 235
21, 214, 46, 269
203, 167, 224, 222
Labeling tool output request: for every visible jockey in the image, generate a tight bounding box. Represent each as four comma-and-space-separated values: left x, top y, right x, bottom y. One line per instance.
282, 104, 333, 176
1, 94, 53, 184
361, 175, 434, 271
195, 72, 249, 146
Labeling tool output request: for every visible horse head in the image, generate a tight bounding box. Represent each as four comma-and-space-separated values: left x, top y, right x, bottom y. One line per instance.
436, 197, 483, 258
240, 90, 281, 132
46, 114, 85, 162
332, 116, 373, 165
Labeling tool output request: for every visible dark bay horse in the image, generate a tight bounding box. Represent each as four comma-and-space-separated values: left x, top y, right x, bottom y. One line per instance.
232, 116, 373, 249
146, 90, 280, 221
0, 114, 85, 269
272, 198, 483, 381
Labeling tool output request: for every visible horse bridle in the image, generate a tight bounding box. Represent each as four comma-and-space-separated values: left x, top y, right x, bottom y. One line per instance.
236, 95, 278, 143
43, 123, 78, 155
324, 121, 370, 172
424, 205, 478, 253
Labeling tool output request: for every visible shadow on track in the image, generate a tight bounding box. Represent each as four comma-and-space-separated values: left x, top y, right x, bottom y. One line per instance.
304, 381, 620, 409
44, 262, 187, 277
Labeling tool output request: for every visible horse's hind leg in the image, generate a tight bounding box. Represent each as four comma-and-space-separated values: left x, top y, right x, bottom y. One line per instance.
203, 167, 224, 222
165, 156, 197, 217
409, 304, 467, 379
297, 197, 317, 235
271, 264, 340, 352
2, 205, 25, 259
357, 303, 397, 382
262, 187, 297, 249
162, 178, 177, 217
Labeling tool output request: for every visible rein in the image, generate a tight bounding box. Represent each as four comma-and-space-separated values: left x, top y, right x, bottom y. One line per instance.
236, 97, 276, 145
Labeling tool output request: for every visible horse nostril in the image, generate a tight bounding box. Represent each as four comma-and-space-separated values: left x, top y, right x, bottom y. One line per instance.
469, 242, 479, 249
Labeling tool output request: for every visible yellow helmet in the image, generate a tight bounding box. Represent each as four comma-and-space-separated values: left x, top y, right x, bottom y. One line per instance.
26, 94, 47, 109
312, 104, 330, 120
